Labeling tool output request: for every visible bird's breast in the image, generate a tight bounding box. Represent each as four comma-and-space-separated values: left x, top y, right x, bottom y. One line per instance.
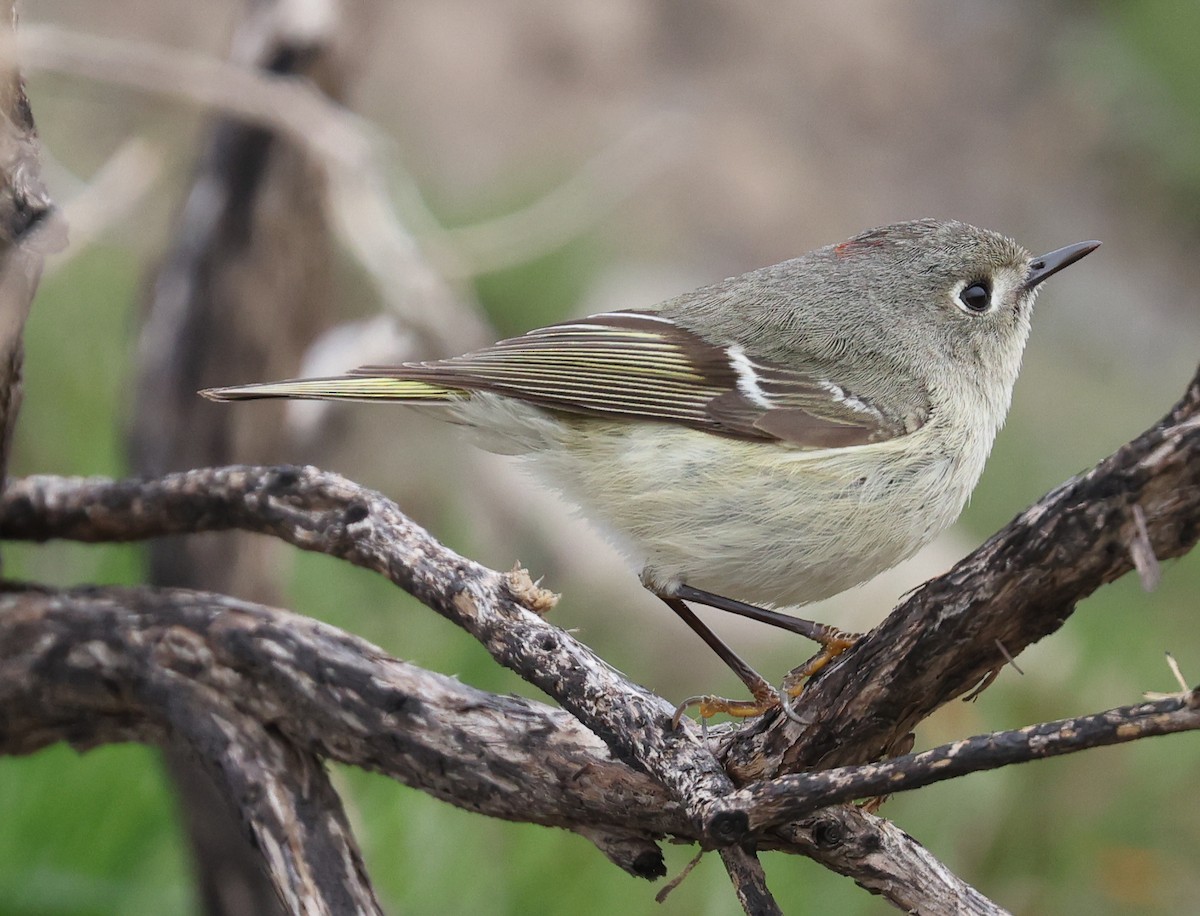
527, 415, 994, 609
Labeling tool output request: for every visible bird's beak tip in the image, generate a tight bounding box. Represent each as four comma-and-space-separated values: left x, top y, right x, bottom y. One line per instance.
1024, 239, 1101, 290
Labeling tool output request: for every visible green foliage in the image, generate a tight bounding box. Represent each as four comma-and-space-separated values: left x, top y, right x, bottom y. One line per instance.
1092, 3, 1200, 218
0, 746, 189, 916
471, 230, 606, 337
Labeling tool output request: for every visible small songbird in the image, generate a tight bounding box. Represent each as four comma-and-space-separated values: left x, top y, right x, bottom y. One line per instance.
203, 219, 1099, 720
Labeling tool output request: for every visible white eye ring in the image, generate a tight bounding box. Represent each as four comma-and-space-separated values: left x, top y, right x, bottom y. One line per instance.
955, 279, 993, 314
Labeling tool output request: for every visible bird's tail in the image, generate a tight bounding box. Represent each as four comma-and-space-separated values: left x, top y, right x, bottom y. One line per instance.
200, 374, 466, 403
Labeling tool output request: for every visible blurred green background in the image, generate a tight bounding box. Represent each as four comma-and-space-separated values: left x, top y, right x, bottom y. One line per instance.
3, 2, 1200, 914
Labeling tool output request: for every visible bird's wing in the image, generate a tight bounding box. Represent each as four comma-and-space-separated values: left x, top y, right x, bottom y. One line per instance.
358, 311, 920, 448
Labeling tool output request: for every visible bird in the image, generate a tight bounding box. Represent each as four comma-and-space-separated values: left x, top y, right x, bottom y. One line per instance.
202, 219, 1099, 722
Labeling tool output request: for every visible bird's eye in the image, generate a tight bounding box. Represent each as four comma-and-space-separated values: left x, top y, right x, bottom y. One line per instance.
958, 281, 992, 313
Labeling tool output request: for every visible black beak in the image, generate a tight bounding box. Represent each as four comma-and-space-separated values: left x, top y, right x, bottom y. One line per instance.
1023, 240, 1101, 291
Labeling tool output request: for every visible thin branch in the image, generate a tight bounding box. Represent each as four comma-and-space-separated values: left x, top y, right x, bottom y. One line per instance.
0, 582, 999, 911
775, 809, 1011, 916
0, 585, 385, 913
0, 480, 1012, 912
717, 847, 783, 916
44, 137, 162, 272
715, 688, 1200, 833
162, 686, 384, 916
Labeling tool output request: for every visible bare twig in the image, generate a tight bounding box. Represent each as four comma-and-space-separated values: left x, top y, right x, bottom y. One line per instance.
0, 582, 992, 910
163, 687, 384, 916
0, 585, 680, 876
0, 586, 384, 913
717, 847, 783, 916
777, 809, 1011, 916
43, 137, 161, 270
715, 688, 1200, 832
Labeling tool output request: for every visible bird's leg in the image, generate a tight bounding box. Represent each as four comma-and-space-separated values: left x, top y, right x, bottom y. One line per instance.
673, 584, 854, 643
655, 593, 799, 726
672, 583, 861, 702
778, 632, 860, 699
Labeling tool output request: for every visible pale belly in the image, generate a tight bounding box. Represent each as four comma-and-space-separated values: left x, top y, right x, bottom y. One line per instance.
526, 419, 986, 609
443, 393, 991, 610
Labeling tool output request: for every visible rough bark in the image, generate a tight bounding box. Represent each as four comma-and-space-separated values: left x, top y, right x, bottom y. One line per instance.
0, 582, 1026, 914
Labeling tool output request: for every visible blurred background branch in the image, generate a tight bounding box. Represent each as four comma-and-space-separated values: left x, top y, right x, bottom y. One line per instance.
123, 2, 352, 912
15, 19, 487, 353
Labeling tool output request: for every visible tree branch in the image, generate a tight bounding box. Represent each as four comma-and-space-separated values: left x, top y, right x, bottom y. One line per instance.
0, 585, 385, 913
162, 688, 384, 916
775, 808, 1010, 916
0, 581, 1000, 911
0, 584, 680, 874
0, 465, 747, 843
718, 687, 1200, 832
717, 846, 783, 916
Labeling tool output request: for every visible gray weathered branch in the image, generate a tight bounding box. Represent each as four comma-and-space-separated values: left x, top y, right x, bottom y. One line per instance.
775, 808, 1007, 916
0, 582, 997, 914
0, 465, 745, 843
0, 585, 677, 876
719, 687, 1200, 832
0, 585, 384, 914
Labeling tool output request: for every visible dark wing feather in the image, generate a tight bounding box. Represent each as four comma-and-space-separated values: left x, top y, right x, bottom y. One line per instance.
357, 311, 919, 448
